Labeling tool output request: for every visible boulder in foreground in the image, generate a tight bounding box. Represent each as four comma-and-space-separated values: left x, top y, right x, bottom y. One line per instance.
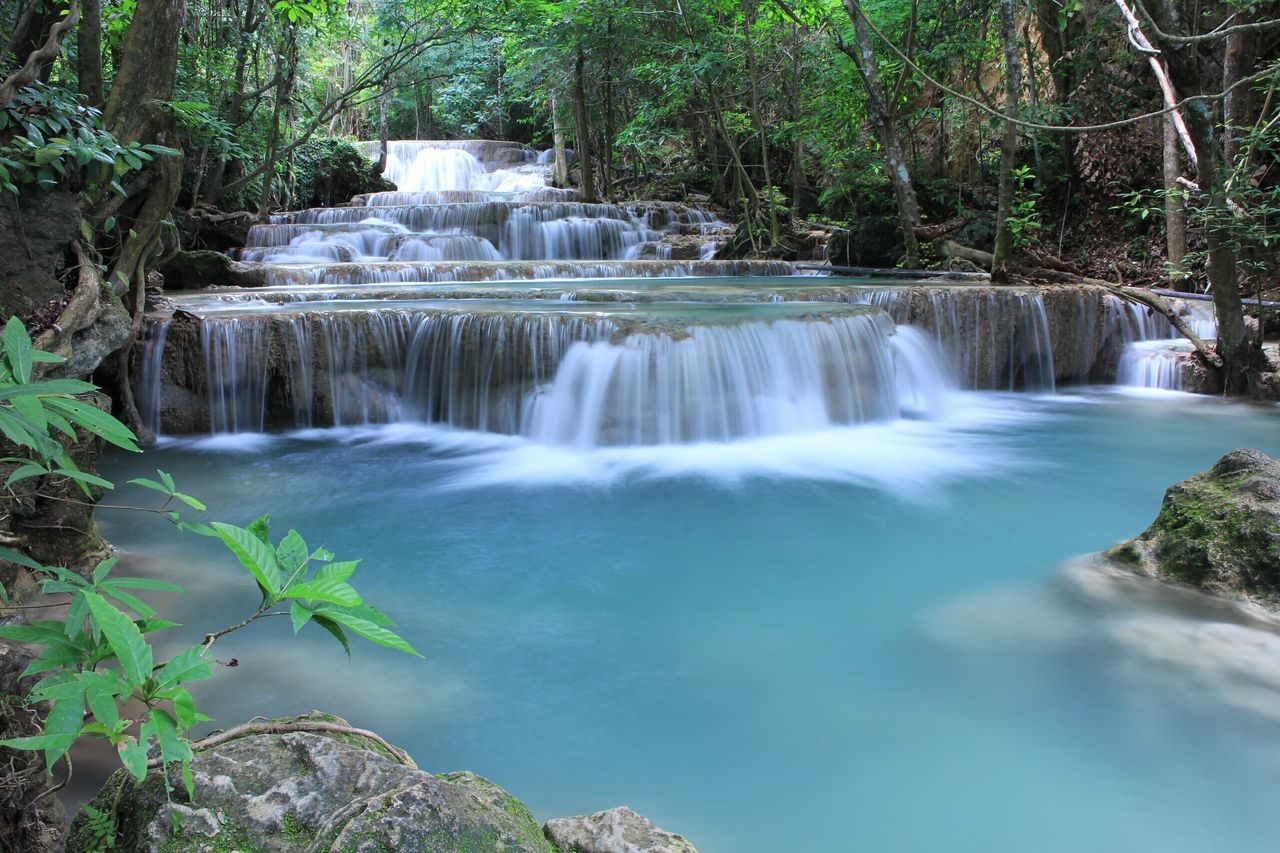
1106, 449, 1280, 610
543, 806, 698, 853
67, 712, 554, 852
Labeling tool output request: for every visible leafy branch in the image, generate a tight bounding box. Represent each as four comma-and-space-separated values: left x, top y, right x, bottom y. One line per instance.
0, 317, 420, 810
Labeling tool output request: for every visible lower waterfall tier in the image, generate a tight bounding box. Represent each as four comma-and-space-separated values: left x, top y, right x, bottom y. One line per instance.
136, 283, 1175, 441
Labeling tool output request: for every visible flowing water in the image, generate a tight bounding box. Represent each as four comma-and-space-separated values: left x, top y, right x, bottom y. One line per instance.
98, 392, 1280, 852
113, 141, 1280, 850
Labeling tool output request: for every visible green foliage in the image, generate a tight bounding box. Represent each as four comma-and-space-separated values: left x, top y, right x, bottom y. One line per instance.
79, 804, 117, 851
0, 83, 178, 197
0, 317, 139, 498
0, 320, 420, 810
1008, 166, 1043, 249
290, 137, 387, 209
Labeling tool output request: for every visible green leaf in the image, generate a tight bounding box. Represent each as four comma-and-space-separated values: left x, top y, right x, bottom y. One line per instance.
0, 733, 80, 751
212, 522, 283, 598
0, 407, 47, 450
53, 466, 113, 489
0, 377, 96, 399
85, 685, 122, 732
174, 492, 206, 511
315, 606, 422, 657
92, 557, 118, 584
3, 316, 33, 383
83, 592, 154, 685
127, 476, 169, 494
312, 614, 350, 657
282, 576, 361, 607
65, 591, 90, 638
315, 560, 358, 582
247, 514, 271, 543
146, 708, 192, 766
98, 586, 156, 619
117, 738, 148, 782
162, 687, 205, 729
290, 600, 313, 634
11, 394, 47, 431
0, 620, 73, 644
21, 642, 90, 679
6, 462, 50, 486
177, 520, 218, 537
154, 645, 213, 690
42, 397, 139, 451
38, 694, 84, 770
135, 618, 181, 634
0, 545, 43, 570
101, 576, 184, 593
276, 529, 309, 580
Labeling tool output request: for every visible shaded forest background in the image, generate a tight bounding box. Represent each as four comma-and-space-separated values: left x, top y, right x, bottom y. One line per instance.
0, 0, 1277, 386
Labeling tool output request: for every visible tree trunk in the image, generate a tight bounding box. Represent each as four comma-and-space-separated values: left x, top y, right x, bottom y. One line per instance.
551, 93, 569, 188
377, 82, 390, 174
841, 0, 922, 267
76, 0, 104, 106
1146, 0, 1267, 391
789, 25, 806, 217
103, 0, 182, 145
991, 0, 1022, 281
95, 0, 187, 434
0, 0, 80, 105
572, 49, 596, 202
1162, 115, 1187, 286
258, 26, 300, 216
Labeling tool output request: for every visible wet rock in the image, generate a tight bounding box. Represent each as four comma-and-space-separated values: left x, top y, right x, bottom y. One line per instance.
1105, 449, 1280, 610
159, 249, 269, 290
0, 642, 66, 853
0, 188, 79, 318
46, 291, 131, 381
67, 712, 555, 853
543, 807, 698, 853
173, 209, 260, 253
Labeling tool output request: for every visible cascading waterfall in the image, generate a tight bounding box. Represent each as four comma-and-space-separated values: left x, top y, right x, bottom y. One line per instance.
139, 303, 958, 444
521, 312, 953, 446
1108, 294, 1216, 391
137, 136, 1194, 443
233, 141, 734, 270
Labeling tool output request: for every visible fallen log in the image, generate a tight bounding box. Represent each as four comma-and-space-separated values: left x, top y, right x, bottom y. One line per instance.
1086, 278, 1224, 370
913, 217, 965, 242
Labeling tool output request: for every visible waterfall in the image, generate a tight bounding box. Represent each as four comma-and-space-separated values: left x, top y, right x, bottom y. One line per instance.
521, 312, 951, 446
142, 301, 965, 444
137, 319, 171, 435
1116, 341, 1190, 390
230, 142, 732, 274
1107, 294, 1216, 391
138, 136, 1193, 444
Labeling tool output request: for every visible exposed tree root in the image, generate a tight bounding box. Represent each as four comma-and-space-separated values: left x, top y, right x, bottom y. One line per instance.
149, 720, 415, 769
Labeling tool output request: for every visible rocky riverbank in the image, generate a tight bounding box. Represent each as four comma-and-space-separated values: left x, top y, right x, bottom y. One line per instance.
66, 712, 697, 853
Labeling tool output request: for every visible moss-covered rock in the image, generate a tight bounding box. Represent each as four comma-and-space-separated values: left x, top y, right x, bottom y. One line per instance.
1105, 449, 1280, 608
67, 712, 554, 853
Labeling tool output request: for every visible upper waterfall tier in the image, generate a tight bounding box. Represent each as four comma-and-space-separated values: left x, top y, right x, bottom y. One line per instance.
233, 141, 733, 268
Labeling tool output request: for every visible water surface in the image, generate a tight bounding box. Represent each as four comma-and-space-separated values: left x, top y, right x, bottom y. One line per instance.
99, 391, 1280, 852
